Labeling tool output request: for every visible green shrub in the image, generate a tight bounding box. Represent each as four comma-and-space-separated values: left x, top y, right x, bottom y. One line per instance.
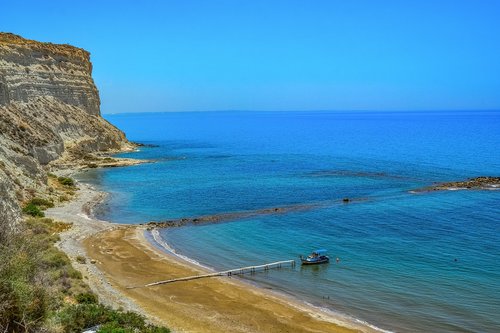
67, 267, 83, 279
76, 292, 98, 304
42, 250, 68, 269
57, 304, 111, 333
22, 198, 54, 217
29, 197, 54, 209
0, 217, 171, 333
58, 176, 75, 187
76, 255, 87, 264
0, 226, 48, 331
22, 203, 45, 217
57, 304, 170, 333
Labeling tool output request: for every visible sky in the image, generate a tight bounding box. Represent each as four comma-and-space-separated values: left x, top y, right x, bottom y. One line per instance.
1, 0, 500, 113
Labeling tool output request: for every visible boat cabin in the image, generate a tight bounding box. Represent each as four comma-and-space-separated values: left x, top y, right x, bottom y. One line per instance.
300, 249, 330, 265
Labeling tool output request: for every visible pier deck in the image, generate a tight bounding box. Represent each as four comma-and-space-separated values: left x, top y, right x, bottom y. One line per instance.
129, 259, 296, 288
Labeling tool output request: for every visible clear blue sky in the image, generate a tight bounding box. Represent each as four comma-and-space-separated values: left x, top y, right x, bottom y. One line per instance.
1, 0, 500, 113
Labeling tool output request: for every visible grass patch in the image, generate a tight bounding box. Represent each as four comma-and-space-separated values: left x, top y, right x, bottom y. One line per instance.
47, 174, 79, 204
28, 197, 54, 209
22, 198, 56, 217
57, 176, 75, 187
75, 292, 97, 304
22, 202, 45, 217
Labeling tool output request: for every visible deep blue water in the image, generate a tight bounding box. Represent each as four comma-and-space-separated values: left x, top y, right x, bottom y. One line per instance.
78, 111, 500, 332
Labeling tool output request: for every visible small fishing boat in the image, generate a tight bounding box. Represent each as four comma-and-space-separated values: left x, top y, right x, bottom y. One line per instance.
300, 249, 330, 265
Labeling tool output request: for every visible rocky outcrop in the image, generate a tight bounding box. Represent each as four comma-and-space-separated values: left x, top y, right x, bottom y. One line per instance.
0, 168, 21, 239
0, 33, 133, 232
412, 176, 500, 192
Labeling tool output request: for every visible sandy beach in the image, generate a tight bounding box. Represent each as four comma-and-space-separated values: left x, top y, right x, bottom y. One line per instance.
46, 182, 373, 333
45, 183, 145, 314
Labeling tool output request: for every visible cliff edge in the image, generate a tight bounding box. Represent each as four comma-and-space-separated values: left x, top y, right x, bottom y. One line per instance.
0, 33, 133, 232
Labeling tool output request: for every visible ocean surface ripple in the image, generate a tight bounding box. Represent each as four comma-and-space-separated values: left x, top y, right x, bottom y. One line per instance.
78, 111, 500, 332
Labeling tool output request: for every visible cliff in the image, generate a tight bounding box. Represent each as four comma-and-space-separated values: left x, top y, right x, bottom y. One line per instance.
0, 33, 133, 233
0, 33, 100, 114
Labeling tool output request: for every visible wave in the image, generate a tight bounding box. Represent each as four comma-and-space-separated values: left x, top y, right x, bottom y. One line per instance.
150, 229, 213, 271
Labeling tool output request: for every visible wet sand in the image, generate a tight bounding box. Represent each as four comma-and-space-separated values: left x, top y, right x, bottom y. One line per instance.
46, 181, 372, 333
84, 227, 367, 333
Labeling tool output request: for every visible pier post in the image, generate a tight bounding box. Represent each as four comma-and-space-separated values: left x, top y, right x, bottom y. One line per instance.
134, 259, 296, 288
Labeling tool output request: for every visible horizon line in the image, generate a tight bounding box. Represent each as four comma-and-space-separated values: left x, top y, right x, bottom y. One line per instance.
102, 109, 500, 116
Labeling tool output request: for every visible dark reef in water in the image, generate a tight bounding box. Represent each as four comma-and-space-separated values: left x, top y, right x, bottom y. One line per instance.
144, 197, 368, 229
145, 204, 318, 229
412, 176, 500, 193
133, 142, 160, 148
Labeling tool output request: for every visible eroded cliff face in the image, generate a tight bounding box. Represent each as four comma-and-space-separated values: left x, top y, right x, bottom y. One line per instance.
0, 33, 132, 232
0, 33, 100, 114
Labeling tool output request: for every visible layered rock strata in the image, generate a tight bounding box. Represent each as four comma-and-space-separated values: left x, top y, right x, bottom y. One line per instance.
0, 33, 132, 232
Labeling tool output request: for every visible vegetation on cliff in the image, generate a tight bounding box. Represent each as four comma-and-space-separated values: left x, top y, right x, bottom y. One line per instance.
0, 216, 170, 333
0, 32, 91, 67
0, 32, 133, 231
0, 33, 167, 333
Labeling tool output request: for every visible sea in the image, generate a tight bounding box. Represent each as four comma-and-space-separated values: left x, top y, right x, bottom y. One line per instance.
77, 111, 500, 332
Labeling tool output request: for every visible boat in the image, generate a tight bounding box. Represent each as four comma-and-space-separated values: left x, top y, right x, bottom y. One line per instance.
300, 249, 330, 265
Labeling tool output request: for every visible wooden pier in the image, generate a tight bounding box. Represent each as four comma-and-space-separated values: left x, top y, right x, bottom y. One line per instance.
129, 260, 296, 289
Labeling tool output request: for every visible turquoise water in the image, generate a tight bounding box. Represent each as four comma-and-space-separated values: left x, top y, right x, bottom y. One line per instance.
79, 111, 500, 332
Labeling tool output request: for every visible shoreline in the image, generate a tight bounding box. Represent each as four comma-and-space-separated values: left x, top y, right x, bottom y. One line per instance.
410, 176, 500, 193
46, 178, 380, 333
44, 182, 149, 315
147, 228, 391, 333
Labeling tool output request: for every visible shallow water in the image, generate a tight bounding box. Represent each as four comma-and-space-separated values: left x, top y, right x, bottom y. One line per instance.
78, 111, 500, 332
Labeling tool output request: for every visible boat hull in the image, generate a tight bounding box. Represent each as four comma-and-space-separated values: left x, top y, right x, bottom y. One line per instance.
300, 257, 329, 265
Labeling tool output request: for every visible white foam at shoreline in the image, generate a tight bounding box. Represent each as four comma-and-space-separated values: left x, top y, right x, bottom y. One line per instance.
283, 299, 394, 333
150, 229, 213, 271
77, 213, 92, 220
447, 187, 465, 191
306, 302, 394, 333
148, 228, 393, 333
